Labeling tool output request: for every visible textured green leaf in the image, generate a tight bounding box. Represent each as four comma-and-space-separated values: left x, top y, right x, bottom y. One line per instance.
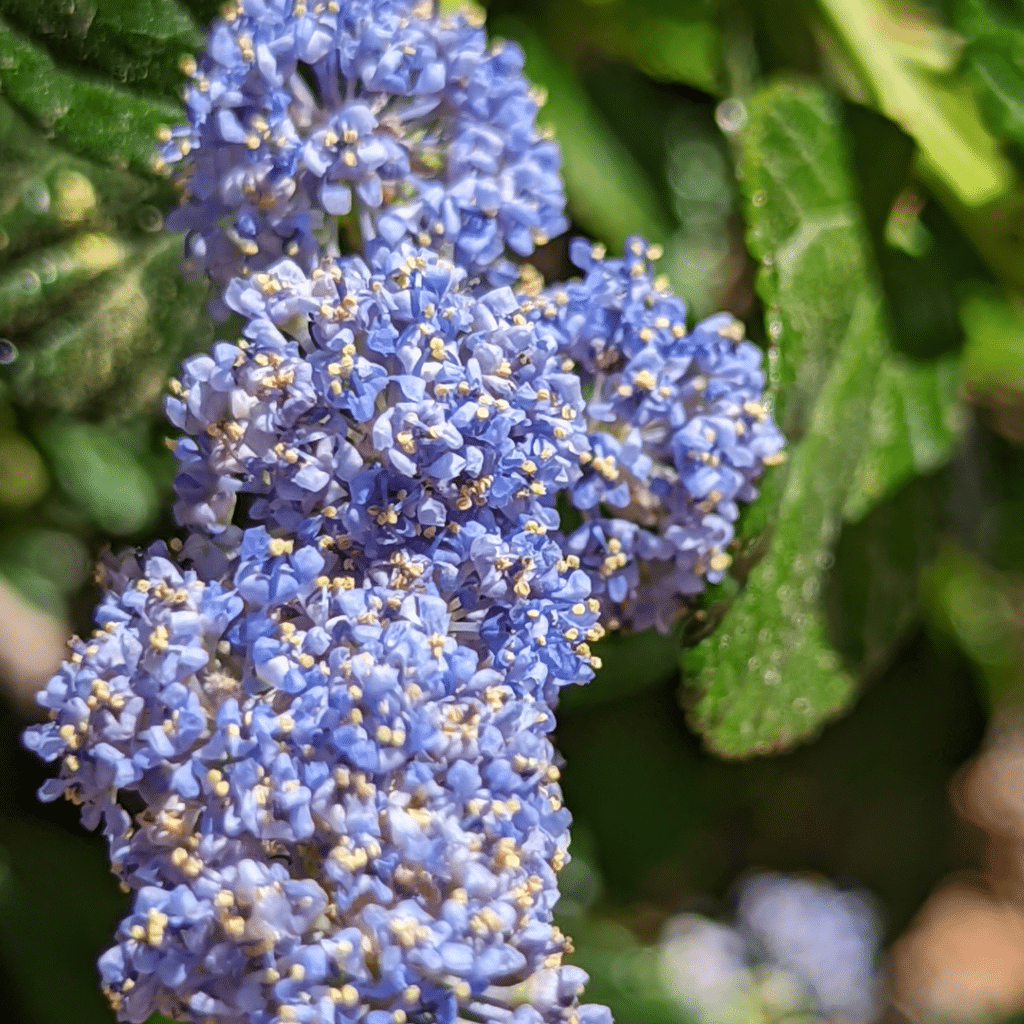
10, 232, 213, 415
0, 232, 129, 328
0, 0, 201, 101
736, 88, 866, 437
843, 352, 963, 521
685, 82, 889, 757
0, 93, 210, 416
489, 16, 673, 250
0, 15, 182, 170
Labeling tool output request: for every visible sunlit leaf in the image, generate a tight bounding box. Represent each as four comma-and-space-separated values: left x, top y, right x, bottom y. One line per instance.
843, 353, 963, 521
623, 18, 720, 95
685, 82, 888, 757
0, 15, 181, 170
958, 287, 1024, 442
0, 20, 212, 419
817, 0, 1014, 207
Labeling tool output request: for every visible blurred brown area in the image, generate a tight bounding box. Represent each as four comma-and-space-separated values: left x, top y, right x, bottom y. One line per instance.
0, 576, 65, 714
887, 712, 1024, 1023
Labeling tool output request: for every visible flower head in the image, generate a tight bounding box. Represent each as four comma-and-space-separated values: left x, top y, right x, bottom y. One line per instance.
26, 527, 610, 1024
169, 245, 587, 552
162, 0, 566, 305
523, 237, 785, 629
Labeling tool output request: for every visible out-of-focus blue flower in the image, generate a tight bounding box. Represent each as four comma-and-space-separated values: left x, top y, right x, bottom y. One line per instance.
658, 915, 755, 1024
657, 873, 881, 1024
161, 0, 566, 304
24, 527, 612, 1024
523, 237, 785, 630
737, 873, 881, 1023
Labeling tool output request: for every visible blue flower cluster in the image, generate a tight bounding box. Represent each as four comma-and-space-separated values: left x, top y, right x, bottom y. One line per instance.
160, 0, 566, 311
658, 874, 881, 1024
26, 533, 609, 1024
26, 1, 785, 1022
737, 873, 880, 1023
524, 238, 784, 630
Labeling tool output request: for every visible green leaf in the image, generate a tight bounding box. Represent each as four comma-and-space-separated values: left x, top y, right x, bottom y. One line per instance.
0, 95, 213, 416
958, 0, 1024, 150
36, 420, 160, 535
685, 81, 889, 757
843, 352, 963, 521
0, 232, 130, 329
735, 87, 870, 436
621, 18, 720, 95
0, 428, 47, 508
0, 0, 201, 101
0, 15, 182, 170
956, 287, 1024, 443
10, 231, 214, 415
960, 287, 1024, 393
923, 542, 1024, 704
828, 470, 948, 681
817, 0, 1014, 207
488, 16, 673, 250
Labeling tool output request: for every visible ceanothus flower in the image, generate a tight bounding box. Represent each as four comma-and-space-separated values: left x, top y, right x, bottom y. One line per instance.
25, 526, 611, 1024
521, 237, 785, 630
160, 0, 566, 307
167, 243, 590, 566
25, 0, 790, 1020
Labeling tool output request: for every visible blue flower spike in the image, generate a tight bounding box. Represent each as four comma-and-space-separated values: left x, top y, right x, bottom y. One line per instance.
25, 2, 785, 1022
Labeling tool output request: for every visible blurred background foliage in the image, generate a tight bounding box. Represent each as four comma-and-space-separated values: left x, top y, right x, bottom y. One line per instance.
3, 0, 1024, 1020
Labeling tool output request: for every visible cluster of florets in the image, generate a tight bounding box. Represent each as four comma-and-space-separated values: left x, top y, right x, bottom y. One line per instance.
523, 238, 784, 630
26, 1, 785, 1023
26, 534, 605, 1024
160, 0, 566, 312
167, 243, 588, 555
